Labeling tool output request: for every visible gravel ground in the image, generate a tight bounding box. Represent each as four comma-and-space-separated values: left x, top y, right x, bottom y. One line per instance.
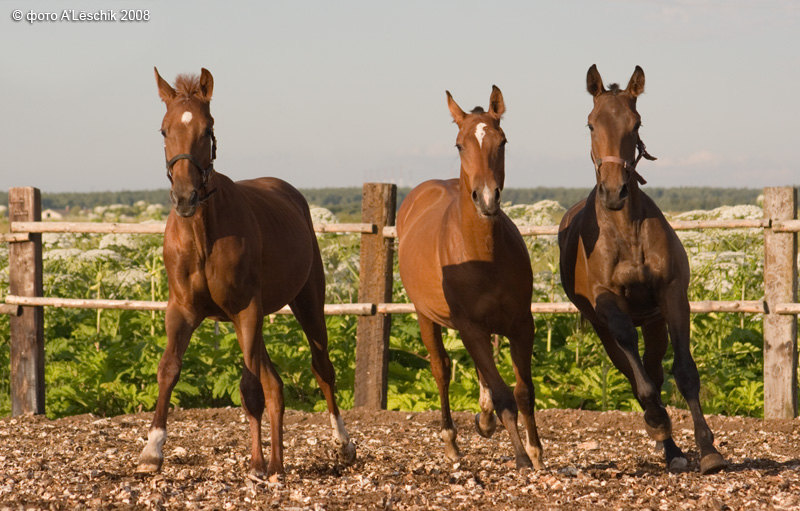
1, 406, 799, 510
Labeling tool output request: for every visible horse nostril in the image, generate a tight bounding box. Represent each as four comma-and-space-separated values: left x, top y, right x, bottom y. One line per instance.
169, 190, 177, 205
189, 190, 198, 204
619, 184, 629, 199
472, 190, 479, 202
494, 188, 501, 203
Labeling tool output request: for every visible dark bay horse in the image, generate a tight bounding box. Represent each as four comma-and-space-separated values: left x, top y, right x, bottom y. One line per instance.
397, 87, 543, 470
136, 68, 356, 479
558, 65, 725, 474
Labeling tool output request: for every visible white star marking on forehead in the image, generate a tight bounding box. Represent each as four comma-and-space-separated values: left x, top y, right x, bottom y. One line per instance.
475, 123, 487, 148
181, 111, 193, 124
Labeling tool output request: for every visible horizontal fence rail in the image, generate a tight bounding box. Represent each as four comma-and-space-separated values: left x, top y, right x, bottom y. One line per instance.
2, 184, 798, 418
9, 221, 376, 235
4, 295, 794, 316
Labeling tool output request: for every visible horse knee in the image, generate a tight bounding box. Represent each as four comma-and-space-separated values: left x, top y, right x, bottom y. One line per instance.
156, 357, 182, 387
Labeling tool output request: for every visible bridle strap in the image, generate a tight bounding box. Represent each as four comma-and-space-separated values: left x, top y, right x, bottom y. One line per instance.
592, 138, 657, 186
164, 132, 217, 202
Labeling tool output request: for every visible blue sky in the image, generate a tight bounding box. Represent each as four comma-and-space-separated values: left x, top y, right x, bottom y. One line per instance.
1, 1, 797, 192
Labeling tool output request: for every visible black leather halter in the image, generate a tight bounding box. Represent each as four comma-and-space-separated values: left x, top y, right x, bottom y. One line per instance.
165, 132, 218, 201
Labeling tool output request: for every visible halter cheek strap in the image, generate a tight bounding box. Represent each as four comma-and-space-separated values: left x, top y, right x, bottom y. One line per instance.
592, 139, 656, 185
164, 132, 218, 202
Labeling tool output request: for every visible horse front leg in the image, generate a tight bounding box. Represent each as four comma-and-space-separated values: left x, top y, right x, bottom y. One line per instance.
233, 301, 285, 479
661, 283, 726, 474
593, 295, 672, 444
136, 304, 200, 473
417, 311, 460, 460
641, 318, 688, 471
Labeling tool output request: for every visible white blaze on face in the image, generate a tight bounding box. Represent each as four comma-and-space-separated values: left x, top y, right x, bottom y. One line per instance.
181, 111, 193, 124
474, 122, 487, 148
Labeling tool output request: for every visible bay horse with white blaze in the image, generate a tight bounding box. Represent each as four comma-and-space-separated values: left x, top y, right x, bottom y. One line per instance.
135, 68, 356, 479
558, 65, 725, 474
397, 87, 544, 470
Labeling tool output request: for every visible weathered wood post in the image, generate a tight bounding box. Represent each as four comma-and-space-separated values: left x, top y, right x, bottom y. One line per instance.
8, 187, 45, 415
354, 183, 396, 409
763, 186, 798, 419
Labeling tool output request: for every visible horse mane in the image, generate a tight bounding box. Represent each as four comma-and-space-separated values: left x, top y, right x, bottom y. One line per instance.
471, 106, 485, 114
173, 74, 202, 98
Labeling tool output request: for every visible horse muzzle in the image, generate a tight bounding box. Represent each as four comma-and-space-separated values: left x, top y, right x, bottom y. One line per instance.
472, 185, 501, 217
598, 182, 628, 211
170, 189, 199, 217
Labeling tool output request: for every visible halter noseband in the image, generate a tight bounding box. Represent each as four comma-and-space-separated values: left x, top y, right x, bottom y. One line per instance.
592, 138, 656, 185
165, 132, 218, 202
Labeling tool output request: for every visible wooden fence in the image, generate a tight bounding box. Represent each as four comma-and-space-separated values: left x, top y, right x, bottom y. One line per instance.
2, 185, 798, 418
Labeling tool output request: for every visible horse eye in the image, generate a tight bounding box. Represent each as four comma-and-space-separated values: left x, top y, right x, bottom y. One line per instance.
160, 129, 166, 137
501, 138, 508, 146
455, 143, 463, 151
587, 124, 594, 132
634, 121, 642, 130
205, 128, 213, 137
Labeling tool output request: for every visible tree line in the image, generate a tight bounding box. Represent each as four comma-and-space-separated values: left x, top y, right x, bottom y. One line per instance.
0, 186, 767, 220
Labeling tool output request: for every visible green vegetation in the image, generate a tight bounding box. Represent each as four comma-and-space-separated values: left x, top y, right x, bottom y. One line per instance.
1, 197, 783, 420
0, 187, 763, 223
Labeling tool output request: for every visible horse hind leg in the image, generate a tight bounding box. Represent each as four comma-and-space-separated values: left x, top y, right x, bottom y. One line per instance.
662, 286, 725, 474
417, 312, 460, 460
507, 319, 544, 470
642, 318, 687, 471
136, 306, 199, 474
460, 324, 532, 470
289, 259, 356, 465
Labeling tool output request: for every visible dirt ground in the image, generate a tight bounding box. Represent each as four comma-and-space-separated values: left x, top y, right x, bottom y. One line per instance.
1, 406, 799, 510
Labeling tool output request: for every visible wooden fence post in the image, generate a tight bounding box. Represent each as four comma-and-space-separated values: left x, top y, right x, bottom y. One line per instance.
8, 187, 45, 415
763, 186, 798, 419
354, 183, 396, 409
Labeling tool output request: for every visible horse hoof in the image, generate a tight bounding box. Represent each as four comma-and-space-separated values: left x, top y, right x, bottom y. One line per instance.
444, 443, 462, 461
474, 412, 497, 438
668, 456, 688, 472
700, 453, 726, 475
644, 421, 671, 442
134, 457, 162, 474
338, 441, 357, 465
515, 455, 534, 471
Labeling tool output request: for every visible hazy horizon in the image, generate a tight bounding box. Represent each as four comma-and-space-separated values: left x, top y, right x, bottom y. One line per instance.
2, 1, 797, 193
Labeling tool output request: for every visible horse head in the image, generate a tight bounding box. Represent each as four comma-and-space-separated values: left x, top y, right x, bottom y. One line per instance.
586, 65, 654, 211
446, 86, 507, 217
155, 67, 216, 217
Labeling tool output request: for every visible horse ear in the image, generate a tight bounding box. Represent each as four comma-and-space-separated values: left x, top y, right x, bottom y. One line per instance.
199, 68, 214, 101
446, 91, 466, 125
488, 85, 505, 119
626, 65, 645, 98
154, 67, 176, 103
586, 64, 605, 97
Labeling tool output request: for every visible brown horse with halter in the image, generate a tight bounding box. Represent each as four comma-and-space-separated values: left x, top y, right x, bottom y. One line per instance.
558, 65, 726, 474
397, 87, 544, 470
135, 68, 356, 479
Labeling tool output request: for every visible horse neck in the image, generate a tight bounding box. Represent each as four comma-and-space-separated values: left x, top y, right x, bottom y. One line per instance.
455, 170, 495, 259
